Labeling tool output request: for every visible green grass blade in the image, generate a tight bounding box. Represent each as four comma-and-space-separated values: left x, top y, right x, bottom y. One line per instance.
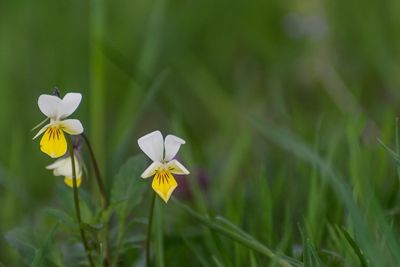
173, 198, 294, 267
337, 226, 369, 267
247, 116, 399, 266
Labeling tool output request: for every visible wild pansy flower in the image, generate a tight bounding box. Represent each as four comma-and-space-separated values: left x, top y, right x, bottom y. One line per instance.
33, 92, 84, 158
138, 130, 190, 203
46, 153, 83, 188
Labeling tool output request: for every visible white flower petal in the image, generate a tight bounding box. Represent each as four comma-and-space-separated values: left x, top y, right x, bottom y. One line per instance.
141, 161, 163, 178
38, 94, 62, 119
61, 119, 84, 135
46, 156, 82, 177
166, 159, 190, 175
138, 131, 164, 162
59, 93, 82, 119
51, 159, 72, 176
46, 158, 65, 170
164, 135, 186, 161
32, 123, 50, 140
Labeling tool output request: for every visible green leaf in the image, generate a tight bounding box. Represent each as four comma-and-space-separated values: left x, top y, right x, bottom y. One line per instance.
111, 155, 149, 264
31, 223, 60, 267
181, 235, 211, 267
5, 225, 63, 267
250, 252, 257, 267
118, 234, 146, 254
43, 208, 77, 228
338, 226, 369, 267
173, 198, 296, 267
248, 116, 400, 266
81, 222, 104, 237
299, 226, 324, 267
212, 255, 225, 267
4, 228, 36, 265
377, 138, 400, 164
111, 155, 148, 218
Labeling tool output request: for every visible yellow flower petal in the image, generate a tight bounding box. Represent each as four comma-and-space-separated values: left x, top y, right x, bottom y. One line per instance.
40, 127, 67, 158
152, 170, 177, 203
64, 176, 82, 188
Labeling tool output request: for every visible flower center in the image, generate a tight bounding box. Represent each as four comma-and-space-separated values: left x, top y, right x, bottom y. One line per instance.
155, 169, 171, 184
47, 127, 62, 140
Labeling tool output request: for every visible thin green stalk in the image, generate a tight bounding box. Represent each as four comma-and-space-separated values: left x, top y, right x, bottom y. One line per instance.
173, 198, 293, 267
81, 133, 111, 267
155, 198, 165, 267
68, 136, 95, 267
82, 133, 108, 208
146, 192, 156, 267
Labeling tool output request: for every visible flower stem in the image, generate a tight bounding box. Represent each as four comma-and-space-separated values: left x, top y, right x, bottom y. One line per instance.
68, 136, 95, 267
81, 133, 111, 267
146, 191, 157, 267
82, 133, 108, 208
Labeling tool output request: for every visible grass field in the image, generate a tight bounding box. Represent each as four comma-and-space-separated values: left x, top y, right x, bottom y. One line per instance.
1, 0, 400, 266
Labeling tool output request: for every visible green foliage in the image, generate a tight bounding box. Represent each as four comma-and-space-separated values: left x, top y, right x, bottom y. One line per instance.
5, 228, 36, 265
110, 154, 148, 264
300, 226, 323, 267
173, 198, 299, 267
337, 226, 368, 267
111, 155, 147, 219
5, 224, 62, 267
1, 0, 400, 266
44, 208, 76, 229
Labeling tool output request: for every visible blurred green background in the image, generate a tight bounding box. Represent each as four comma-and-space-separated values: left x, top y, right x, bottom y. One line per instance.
1, 0, 400, 266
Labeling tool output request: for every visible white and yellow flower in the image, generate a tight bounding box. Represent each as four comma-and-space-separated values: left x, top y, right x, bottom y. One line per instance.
46, 154, 83, 188
138, 130, 190, 203
33, 93, 84, 158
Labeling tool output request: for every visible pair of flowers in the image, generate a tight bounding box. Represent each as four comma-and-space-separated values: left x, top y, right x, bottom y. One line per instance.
34, 92, 189, 202
33, 93, 84, 187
